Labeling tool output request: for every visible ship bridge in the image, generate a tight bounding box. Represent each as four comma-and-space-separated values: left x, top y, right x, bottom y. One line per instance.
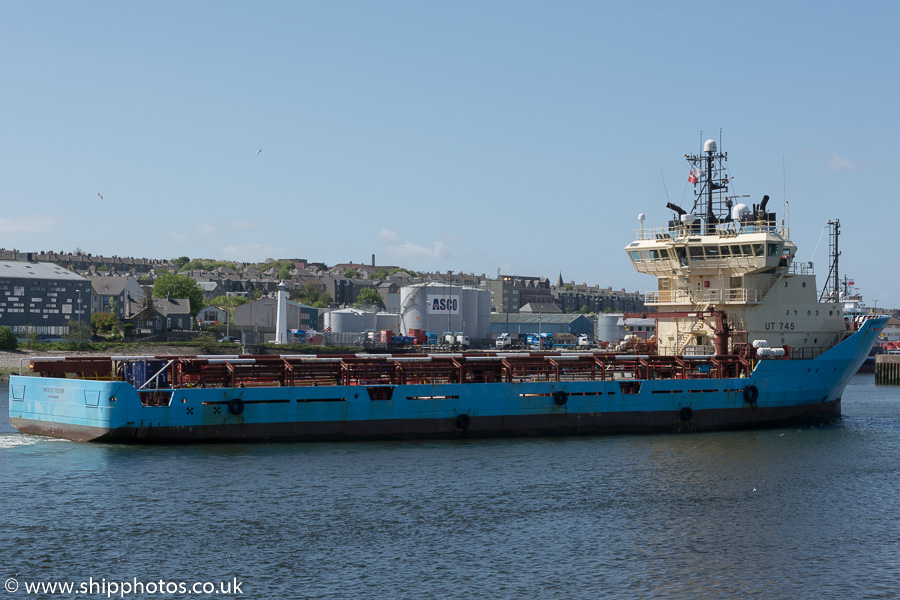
626, 218, 802, 307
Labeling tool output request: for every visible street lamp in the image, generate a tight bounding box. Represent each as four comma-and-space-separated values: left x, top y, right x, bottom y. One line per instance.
539, 311, 543, 350
226, 292, 231, 339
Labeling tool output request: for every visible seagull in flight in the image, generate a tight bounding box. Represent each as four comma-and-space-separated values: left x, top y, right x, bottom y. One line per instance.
256, 149, 262, 155
97, 193, 103, 200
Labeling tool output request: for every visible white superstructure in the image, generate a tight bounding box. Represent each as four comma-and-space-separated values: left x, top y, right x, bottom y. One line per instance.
627, 140, 846, 356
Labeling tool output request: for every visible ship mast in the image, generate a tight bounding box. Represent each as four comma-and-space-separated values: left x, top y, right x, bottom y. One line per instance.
684, 140, 735, 234
819, 219, 840, 302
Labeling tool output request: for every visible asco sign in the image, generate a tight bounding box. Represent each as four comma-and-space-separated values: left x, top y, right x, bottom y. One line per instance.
427, 295, 460, 314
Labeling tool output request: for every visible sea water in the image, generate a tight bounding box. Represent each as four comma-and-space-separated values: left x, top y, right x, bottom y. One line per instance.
2, 375, 900, 599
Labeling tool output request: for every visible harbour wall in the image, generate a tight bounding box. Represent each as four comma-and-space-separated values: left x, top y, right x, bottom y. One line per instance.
875, 354, 900, 385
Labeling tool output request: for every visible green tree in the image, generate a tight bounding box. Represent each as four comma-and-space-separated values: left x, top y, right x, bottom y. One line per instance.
210, 294, 249, 323
372, 268, 390, 280
343, 269, 357, 279
0, 326, 17, 350
173, 256, 190, 269
22, 325, 39, 349
152, 273, 205, 316
211, 294, 250, 309
91, 312, 120, 335
106, 296, 117, 314
66, 318, 91, 344
355, 287, 384, 308
580, 305, 592, 314
278, 264, 293, 280
293, 284, 332, 308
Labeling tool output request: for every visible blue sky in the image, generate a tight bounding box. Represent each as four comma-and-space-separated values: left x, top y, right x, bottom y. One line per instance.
2, 2, 898, 306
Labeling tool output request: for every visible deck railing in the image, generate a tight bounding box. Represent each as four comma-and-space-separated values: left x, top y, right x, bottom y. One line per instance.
26, 352, 755, 391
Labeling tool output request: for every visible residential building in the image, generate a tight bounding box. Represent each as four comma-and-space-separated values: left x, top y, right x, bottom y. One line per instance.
89, 276, 144, 318
482, 275, 553, 313
0, 261, 91, 337
124, 296, 193, 334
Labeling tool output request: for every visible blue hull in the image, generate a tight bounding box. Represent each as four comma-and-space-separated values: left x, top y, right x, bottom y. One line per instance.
9, 318, 887, 443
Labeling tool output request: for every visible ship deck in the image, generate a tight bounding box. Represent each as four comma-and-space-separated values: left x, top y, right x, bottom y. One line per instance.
27, 352, 754, 405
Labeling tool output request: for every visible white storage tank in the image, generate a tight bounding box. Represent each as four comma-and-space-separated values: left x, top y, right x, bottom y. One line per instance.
375, 312, 401, 334
596, 313, 625, 343
324, 308, 376, 333
476, 287, 492, 338
399, 282, 491, 339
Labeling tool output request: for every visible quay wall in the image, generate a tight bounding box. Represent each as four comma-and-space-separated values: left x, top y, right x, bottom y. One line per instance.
875, 354, 900, 385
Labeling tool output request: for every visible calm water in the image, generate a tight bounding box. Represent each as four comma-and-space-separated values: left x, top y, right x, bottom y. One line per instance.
2, 375, 900, 599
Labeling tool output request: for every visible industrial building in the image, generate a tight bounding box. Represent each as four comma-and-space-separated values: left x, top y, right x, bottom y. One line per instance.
234, 297, 318, 336
324, 308, 401, 335
490, 313, 594, 339
0, 260, 91, 337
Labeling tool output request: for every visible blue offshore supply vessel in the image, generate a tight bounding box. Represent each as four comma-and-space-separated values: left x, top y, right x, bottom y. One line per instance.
8, 140, 887, 442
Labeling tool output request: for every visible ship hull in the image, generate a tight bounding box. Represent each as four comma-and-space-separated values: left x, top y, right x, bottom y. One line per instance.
8, 318, 886, 443
10, 399, 840, 442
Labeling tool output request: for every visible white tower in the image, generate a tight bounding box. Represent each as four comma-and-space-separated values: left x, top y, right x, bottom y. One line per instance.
275, 280, 288, 345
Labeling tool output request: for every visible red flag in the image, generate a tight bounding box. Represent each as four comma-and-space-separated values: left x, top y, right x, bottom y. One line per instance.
688, 169, 698, 184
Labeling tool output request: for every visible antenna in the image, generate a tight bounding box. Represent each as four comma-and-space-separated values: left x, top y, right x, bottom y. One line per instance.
659, 166, 671, 203
783, 156, 789, 231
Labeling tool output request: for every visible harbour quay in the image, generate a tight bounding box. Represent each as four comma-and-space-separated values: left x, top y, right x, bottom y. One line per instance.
875, 354, 900, 385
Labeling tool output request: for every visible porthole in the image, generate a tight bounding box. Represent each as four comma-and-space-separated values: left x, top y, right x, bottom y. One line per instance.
784, 281, 789, 287
793, 310, 798, 316
814, 338, 818, 344
802, 282, 807, 287
782, 338, 786, 345
785, 310, 790, 316
829, 310, 833, 316
807, 310, 811, 316
816, 310, 819, 316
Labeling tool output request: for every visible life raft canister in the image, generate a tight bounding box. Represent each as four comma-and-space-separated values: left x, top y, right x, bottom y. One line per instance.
553, 391, 568, 406
743, 385, 759, 404
228, 397, 245, 415
455, 413, 471, 430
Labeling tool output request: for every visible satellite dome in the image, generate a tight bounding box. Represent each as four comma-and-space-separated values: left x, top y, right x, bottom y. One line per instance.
704, 139, 717, 153
638, 213, 646, 222
680, 214, 696, 224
